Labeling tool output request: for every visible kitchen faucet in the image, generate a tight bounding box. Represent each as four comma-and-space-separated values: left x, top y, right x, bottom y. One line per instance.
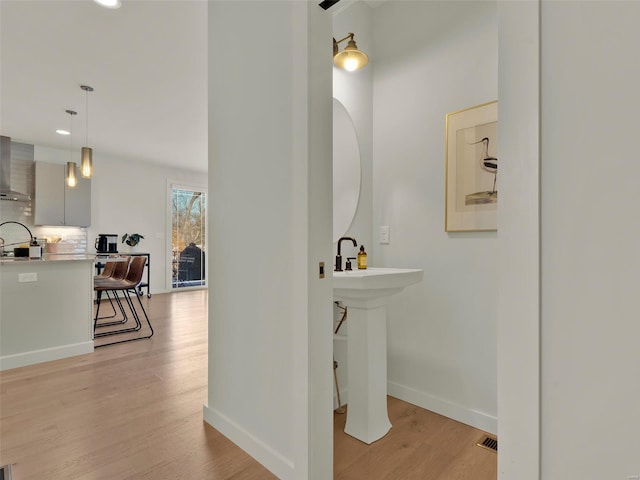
0, 221, 34, 255
335, 236, 357, 272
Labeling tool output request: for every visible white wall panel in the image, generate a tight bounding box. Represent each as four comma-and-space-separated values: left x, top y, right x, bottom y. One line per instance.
540, 1, 640, 477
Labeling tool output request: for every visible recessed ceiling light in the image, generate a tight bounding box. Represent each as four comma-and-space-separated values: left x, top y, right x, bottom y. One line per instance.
93, 0, 121, 9
56, 129, 70, 135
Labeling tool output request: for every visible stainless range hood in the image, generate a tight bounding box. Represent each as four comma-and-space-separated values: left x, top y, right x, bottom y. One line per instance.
0, 135, 32, 202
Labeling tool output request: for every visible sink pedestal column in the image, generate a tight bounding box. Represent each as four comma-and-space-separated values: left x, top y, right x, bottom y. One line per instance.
335, 288, 401, 444
333, 268, 423, 444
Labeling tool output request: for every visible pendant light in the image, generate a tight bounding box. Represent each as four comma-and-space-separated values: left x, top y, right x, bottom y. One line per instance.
80, 85, 94, 178
65, 109, 78, 188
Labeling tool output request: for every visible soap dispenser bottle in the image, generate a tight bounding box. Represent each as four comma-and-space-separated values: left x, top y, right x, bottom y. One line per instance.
357, 245, 367, 270
29, 237, 42, 259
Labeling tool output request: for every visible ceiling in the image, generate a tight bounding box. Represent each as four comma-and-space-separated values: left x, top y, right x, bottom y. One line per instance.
0, 0, 208, 172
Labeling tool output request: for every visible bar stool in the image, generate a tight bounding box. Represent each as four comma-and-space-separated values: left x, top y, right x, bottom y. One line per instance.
94, 257, 130, 325
95, 259, 116, 279
94, 256, 153, 347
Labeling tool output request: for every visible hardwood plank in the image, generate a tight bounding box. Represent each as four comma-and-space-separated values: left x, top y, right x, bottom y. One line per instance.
1, 290, 495, 479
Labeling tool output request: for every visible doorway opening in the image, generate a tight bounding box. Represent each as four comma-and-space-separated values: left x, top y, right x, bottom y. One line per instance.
171, 185, 207, 289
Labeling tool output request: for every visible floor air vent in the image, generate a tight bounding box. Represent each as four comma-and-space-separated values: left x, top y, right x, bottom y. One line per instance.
476, 434, 498, 453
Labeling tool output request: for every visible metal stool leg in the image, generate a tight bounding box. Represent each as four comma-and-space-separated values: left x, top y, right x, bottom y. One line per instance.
94, 288, 154, 347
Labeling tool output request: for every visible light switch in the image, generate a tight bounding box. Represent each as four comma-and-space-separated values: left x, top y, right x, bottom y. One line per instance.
379, 226, 390, 244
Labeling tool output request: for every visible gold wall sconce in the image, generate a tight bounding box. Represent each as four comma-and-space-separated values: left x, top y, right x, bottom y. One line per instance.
333, 33, 368, 72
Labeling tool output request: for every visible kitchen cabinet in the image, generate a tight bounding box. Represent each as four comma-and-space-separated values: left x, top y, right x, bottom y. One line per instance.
34, 162, 91, 226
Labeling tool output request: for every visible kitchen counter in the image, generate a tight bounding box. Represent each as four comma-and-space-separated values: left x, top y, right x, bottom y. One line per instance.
0, 256, 95, 370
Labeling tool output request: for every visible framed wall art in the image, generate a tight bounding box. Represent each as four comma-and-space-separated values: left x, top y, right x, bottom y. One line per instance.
445, 101, 498, 232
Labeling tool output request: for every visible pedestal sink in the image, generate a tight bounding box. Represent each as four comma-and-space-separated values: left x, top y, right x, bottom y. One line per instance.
333, 267, 423, 444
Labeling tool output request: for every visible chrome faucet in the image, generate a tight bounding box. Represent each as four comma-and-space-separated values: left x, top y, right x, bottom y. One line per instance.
335, 236, 357, 272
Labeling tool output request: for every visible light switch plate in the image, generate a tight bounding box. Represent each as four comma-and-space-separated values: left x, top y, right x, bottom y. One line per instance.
18, 272, 37, 283
379, 226, 390, 244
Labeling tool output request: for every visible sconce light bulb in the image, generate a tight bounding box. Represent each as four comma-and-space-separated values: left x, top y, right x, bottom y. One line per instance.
344, 58, 359, 72
93, 0, 121, 8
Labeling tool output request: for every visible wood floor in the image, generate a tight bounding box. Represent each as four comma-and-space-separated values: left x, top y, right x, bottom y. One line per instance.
0, 290, 496, 479
334, 400, 496, 480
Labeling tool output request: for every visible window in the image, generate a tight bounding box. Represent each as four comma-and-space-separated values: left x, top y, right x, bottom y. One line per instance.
171, 186, 207, 289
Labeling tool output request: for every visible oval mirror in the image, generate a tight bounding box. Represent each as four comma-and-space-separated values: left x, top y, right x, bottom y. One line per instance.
333, 98, 361, 242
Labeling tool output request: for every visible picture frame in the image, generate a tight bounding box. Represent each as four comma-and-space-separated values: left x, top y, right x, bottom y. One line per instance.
445, 100, 498, 232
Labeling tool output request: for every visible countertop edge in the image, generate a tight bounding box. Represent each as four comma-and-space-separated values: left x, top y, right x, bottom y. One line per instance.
0, 254, 98, 264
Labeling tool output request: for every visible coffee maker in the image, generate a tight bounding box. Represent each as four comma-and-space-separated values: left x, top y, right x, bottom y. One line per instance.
95, 234, 118, 253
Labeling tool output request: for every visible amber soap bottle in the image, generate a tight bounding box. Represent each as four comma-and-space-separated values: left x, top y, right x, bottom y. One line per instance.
357, 245, 367, 269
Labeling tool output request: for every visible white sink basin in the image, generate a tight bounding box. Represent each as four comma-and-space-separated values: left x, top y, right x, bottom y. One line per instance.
333, 267, 423, 291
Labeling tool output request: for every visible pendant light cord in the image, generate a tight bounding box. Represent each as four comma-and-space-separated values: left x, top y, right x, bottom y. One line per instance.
80, 85, 94, 147
67, 109, 75, 154
85, 89, 89, 145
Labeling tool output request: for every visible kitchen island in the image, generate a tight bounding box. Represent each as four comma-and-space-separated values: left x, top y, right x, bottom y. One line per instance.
0, 254, 95, 370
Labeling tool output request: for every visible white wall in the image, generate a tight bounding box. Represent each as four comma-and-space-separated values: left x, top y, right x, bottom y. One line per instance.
371, 1, 498, 433
35, 145, 206, 294
205, 3, 333, 479
539, 1, 640, 477
88, 153, 206, 293
496, 1, 540, 478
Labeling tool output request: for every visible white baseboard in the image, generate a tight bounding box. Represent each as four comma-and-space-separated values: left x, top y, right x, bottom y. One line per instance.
0, 341, 94, 371
335, 382, 496, 434
203, 404, 294, 480
387, 381, 497, 435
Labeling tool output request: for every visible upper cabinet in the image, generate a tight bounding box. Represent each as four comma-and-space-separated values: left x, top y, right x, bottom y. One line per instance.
64, 170, 91, 226
34, 162, 91, 226
34, 162, 64, 225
